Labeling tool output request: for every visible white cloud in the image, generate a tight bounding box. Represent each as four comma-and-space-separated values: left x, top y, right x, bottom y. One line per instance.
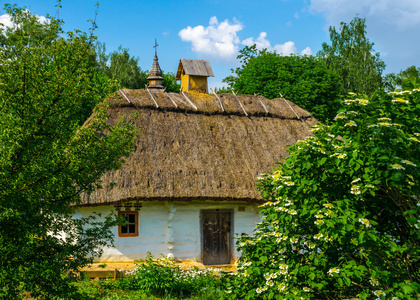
178, 16, 243, 60
0, 11, 49, 29
242, 32, 311, 56
180, 17, 313, 62
301, 47, 312, 55
294, 12, 300, 19
0, 13, 13, 28
242, 32, 272, 50
274, 41, 297, 55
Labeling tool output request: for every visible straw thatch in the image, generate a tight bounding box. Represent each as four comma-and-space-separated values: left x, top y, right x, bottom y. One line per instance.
80, 89, 317, 206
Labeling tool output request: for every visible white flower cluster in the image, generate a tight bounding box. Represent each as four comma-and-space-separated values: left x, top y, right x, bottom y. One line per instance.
327, 267, 340, 276
358, 218, 371, 228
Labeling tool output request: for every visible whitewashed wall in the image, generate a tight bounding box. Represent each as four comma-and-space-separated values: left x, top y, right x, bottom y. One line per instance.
76, 201, 261, 262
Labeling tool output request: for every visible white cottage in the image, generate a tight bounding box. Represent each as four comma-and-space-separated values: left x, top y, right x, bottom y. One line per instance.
77, 88, 316, 265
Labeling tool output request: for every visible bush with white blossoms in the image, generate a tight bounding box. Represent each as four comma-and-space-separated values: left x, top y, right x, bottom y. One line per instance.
225, 90, 420, 299
116, 252, 223, 298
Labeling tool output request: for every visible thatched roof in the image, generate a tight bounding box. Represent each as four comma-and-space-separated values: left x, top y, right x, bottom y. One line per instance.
80, 89, 317, 206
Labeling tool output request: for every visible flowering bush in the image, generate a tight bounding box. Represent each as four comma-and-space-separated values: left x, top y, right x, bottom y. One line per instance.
225, 90, 420, 299
116, 252, 223, 298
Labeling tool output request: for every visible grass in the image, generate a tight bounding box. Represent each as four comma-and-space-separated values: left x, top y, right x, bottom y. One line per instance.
73, 278, 224, 300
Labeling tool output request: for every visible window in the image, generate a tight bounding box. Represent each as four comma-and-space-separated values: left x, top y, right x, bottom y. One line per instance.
118, 211, 139, 237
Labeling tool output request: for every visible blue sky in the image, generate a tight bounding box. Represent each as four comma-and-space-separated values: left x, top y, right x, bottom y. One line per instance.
1, 0, 420, 90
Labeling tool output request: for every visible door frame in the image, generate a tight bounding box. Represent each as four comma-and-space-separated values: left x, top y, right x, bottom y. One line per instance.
200, 209, 234, 265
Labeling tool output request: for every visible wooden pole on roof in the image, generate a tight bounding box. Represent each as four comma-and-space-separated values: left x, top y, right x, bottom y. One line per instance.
254, 93, 269, 115
145, 85, 159, 108
280, 93, 300, 119
232, 90, 248, 116
211, 88, 225, 112
119, 89, 132, 104
165, 91, 178, 108
182, 91, 198, 110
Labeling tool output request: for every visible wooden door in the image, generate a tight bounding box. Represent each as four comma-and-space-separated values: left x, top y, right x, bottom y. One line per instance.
201, 210, 232, 265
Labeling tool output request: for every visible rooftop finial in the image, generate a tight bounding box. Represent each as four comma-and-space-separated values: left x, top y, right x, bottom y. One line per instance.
153, 38, 159, 57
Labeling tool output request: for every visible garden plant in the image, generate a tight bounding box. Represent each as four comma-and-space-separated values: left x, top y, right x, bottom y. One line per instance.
225, 89, 420, 299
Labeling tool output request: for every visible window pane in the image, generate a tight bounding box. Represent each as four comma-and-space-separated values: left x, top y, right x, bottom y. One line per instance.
128, 214, 135, 223
121, 226, 128, 234
129, 224, 136, 233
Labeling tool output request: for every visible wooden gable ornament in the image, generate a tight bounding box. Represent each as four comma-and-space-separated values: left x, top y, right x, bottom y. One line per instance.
175, 59, 215, 93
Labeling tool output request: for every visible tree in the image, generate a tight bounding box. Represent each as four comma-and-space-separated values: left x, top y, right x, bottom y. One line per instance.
224, 47, 341, 123
0, 5, 137, 299
396, 65, 420, 90
96, 43, 148, 89
225, 88, 420, 299
317, 17, 386, 95
162, 71, 180, 93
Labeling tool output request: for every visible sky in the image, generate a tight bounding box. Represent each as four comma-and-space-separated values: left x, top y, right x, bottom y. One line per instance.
1, 0, 420, 90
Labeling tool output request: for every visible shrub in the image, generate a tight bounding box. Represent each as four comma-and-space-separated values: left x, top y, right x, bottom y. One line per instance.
225, 89, 420, 299
117, 252, 223, 298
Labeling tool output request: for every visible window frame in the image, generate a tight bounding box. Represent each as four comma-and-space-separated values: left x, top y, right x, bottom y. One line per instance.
118, 210, 139, 237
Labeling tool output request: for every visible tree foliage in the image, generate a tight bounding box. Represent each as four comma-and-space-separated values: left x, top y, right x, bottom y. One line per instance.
0, 5, 137, 298
317, 17, 386, 95
224, 46, 341, 123
225, 89, 420, 299
95, 43, 148, 89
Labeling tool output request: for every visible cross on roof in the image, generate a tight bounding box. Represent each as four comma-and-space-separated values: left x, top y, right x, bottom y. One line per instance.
154, 38, 159, 56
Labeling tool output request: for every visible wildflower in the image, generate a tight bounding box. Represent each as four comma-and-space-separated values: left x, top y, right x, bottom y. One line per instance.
278, 283, 286, 291
327, 267, 340, 276
359, 218, 371, 228
303, 287, 310, 292
315, 220, 324, 225
351, 178, 361, 184
334, 112, 347, 120
348, 92, 356, 95
279, 263, 288, 270
378, 122, 391, 127
279, 269, 288, 275
392, 163, 405, 170
325, 235, 333, 242
401, 159, 417, 166
309, 243, 316, 249
289, 209, 297, 215
370, 278, 379, 286
266, 280, 274, 287
314, 233, 323, 240
279, 248, 286, 254
358, 98, 369, 105
345, 120, 357, 127
290, 237, 298, 244
351, 185, 361, 195
323, 203, 334, 208
285, 181, 295, 186
337, 153, 347, 159
256, 287, 264, 294
373, 290, 386, 297
392, 98, 409, 104
409, 136, 419, 143
325, 210, 334, 216
365, 184, 374, 188
315, 214, 324, 219
378, 117, 391, 122
285, 201, 294, 206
